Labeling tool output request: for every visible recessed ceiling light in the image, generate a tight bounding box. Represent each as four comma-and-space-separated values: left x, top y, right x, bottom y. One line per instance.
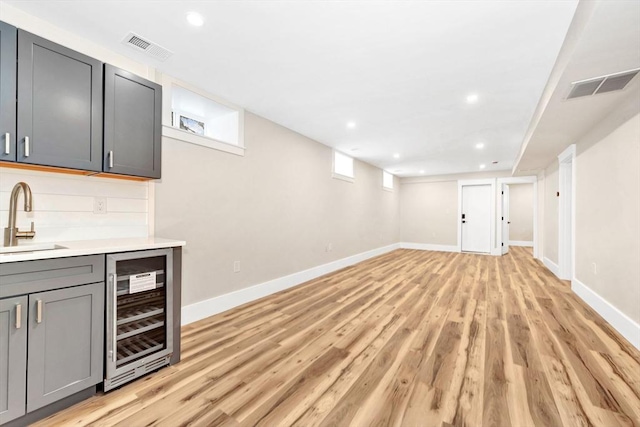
347, 121, 356, 129
393, 153, 400, 159
466, 93, 479, 104
186, 12, 204, 27
420, 170, 425, 174
479, 164, 486, 169
476, 143, 484, 149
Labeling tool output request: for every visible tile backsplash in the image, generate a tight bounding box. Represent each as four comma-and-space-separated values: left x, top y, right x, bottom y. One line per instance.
0, 167, 149, 242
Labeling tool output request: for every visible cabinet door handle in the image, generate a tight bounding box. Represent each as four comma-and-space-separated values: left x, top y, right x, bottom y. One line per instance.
4, 133, 9, 155
15, 303, 21, 329
111, 273, 117, 362
109, 150, 114, 168
36, 299, 43, 323
24, 136, 30, 157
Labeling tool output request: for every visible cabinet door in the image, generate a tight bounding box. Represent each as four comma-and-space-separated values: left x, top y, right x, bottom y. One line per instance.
0, 296, 27, 424
26, 283, 104, 412
104, 64, 161, 178
17, 30, 103, 171
0, 21, 17, 162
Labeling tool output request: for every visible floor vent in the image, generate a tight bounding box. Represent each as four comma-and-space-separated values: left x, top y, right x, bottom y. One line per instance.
567, 69, 639, 100
121, 32, 173, 61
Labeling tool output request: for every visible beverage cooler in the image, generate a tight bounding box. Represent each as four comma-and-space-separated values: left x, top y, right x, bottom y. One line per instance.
104, 248, 173, 391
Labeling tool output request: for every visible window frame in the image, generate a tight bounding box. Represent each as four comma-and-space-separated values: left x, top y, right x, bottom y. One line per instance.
382, 170, 394, 191
332, 150, 355, 182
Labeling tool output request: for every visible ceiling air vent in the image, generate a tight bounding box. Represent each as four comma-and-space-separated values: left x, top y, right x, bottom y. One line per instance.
121, 32, 173, 61
567, 69, 640, 100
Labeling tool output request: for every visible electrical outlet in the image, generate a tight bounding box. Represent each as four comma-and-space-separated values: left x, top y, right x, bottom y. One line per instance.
592, 262, 597, 275
326, 243, 333, 252
94, 197, 107, 214
233, 261, 240, 273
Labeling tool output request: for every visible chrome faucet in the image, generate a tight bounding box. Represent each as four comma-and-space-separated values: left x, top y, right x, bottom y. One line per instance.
3, 182, 36, 247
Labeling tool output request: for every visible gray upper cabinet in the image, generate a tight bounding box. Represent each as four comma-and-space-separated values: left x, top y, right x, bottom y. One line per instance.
17, 30, 103, 171
0, 21, 16, 162
104, 64, 161, 179
0, 296, 27, 425
26, 282, 104, 413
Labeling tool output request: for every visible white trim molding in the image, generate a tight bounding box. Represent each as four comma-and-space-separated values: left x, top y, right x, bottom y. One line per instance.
536, 170, 545, 261
496, 176, 538, 258
543, 257, 561, 279
509, 240, 533, 247
572, 278, 640, 350
182, 243, 401, 325
400, 242, 458, 252
457, 178, 496, 254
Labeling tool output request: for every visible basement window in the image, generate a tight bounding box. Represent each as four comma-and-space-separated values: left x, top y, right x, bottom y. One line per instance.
333, 151, 354, 182
383, 171, 394, 190
160, 75, 245, 156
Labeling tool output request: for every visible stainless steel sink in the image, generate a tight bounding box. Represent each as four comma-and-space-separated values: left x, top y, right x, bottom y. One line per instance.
0, 243, 67, 255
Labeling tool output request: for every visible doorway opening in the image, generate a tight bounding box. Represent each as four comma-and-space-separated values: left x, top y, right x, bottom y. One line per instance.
497, 176, 538, 259
501, 183, 535, 257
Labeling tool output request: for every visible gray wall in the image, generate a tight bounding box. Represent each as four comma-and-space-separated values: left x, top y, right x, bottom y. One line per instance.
399, 180, 458, 246
399, 171, 511, 247
540, 96, 639, 324
155, 112, 400, 307
574, 108, 639, 324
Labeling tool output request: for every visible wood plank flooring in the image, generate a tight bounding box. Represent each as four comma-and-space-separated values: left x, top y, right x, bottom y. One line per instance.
35, 247, 640, 427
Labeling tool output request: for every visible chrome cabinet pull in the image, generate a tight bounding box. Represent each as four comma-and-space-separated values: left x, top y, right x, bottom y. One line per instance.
109, 150, 114, 168
24, 136, 30, 157
36, 299, 43, 323
15, 303, 21, 329
4, 133, 9, 155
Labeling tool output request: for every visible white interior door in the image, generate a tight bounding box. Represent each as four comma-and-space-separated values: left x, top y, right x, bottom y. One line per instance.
502, 184, 510, 255
558, 156, 574, 280
461, 184, 492, 253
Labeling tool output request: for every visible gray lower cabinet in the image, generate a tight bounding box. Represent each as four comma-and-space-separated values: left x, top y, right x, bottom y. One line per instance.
0, 21, 16, 162
26, 283, 104, 412
0, 297, 27, 425
103, 64, 162, 178
0, 255, 105, 426
17, 30, 103, 171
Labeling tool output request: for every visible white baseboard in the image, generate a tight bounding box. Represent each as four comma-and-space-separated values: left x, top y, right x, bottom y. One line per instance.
182, 243, 401, 325
509, 240, 533, 247
400, 242, 458, 252
572, 278, 640, 350
543, 257, 560, 278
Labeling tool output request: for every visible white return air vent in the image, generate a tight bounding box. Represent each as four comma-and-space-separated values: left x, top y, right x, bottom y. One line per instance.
121, 32, 173, 61
567, 69, 640, 100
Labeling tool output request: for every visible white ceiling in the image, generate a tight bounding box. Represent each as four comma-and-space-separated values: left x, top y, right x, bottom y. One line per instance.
514, 0, 640, 174
3, 0, 579, 177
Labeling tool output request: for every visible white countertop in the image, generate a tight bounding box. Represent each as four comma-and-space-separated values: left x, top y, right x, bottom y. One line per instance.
0, 237, 186, 263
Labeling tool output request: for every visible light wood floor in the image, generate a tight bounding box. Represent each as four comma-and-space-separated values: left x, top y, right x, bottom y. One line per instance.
36, 247, 640, 427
